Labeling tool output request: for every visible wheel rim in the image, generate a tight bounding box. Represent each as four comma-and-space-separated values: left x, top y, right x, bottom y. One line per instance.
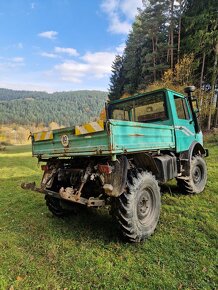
192, 165, 202, 185
137, 187, 155, 225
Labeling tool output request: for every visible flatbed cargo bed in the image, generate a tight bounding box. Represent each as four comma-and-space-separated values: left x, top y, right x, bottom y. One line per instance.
32, 120, 175, 159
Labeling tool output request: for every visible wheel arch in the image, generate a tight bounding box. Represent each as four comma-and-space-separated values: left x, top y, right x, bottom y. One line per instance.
180, 141, 207, 176
189, 141, 206, 159
180, 141, 206, 161
132, 153, 159, 175
177, 155, 207, 194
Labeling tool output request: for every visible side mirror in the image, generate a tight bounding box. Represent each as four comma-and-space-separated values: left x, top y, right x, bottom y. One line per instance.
191, 97, 199, 115
184, 86, 196, 94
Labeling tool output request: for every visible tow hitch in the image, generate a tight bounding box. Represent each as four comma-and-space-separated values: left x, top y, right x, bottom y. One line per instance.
21, 182, 105, 207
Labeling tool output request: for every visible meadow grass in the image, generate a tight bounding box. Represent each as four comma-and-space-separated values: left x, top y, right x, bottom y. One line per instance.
0, 141, 217, 289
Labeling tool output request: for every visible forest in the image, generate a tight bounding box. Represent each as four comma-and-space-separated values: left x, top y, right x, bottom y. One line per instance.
0, 89, 107, 144
0, 89, 107, 127
109, 0, 218, 130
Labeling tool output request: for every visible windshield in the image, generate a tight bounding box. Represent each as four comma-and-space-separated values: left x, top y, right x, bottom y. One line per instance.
108, 91, 168, 123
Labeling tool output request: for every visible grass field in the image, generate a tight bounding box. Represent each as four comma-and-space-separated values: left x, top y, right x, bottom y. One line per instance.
0, 141, 217, 289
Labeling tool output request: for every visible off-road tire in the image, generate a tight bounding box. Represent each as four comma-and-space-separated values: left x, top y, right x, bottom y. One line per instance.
114, 171, 161, 242
45, 195, 69, 217
177, 156, 207, 194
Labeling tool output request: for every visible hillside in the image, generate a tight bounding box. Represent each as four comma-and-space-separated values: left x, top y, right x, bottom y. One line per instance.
0, 88, 108, 126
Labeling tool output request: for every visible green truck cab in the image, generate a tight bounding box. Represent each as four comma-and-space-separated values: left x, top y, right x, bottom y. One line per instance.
23, 86, 208, 242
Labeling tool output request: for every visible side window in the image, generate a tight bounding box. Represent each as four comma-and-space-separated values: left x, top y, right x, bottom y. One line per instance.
174, 96, 190, 120
135, 93, 168, 122
112, 109, 129, 121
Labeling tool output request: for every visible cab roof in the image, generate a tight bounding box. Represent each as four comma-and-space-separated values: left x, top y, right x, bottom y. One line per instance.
108, 88, 185, 105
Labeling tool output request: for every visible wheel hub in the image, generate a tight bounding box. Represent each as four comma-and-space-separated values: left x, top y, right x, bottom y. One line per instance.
192, 166, 202, 184
137, 189, 152, 222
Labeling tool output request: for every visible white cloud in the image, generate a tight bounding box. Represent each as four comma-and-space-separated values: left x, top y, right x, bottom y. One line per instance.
0, 57, 25, 70
17, 42, 23, 49
101, 0, 119, 13
120, 0, 143, 19
54, 47, 79, 56
116, 43, 126, 54
82, 51, 115, 76
38, 31, 58, 40
109, 14, 131, 34
39, 47, 79, 59
55, 51, 115, 83
55, 61, 87, 83
0, 81, 55, 93
40, 52, 58, 58
12, 57, 24, 63
31, 2, 36, 9
101, 0, 143, 34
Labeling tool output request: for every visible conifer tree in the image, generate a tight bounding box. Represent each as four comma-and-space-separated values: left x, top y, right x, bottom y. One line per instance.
108, 55, 125, 100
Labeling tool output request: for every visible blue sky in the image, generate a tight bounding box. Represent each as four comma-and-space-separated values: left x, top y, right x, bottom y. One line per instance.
0, 0, 143, 92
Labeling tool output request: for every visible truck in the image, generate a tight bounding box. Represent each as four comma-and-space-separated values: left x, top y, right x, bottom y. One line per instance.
22, 86, 208, 242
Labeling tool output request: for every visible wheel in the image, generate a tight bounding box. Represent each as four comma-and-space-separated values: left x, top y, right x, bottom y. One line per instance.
114, 171, 161, 242
45, 175, 84, 217
45, 195, 84, 217
45, 195, 69, 217
177, 156, 207, 194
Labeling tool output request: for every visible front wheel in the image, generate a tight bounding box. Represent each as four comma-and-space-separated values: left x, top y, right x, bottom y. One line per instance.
177, 156, 207, 194
114, 171, 161, 242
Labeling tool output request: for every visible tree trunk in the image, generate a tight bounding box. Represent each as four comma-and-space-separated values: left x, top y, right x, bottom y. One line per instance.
167, 33, 170, 64
214, 93, 218, 127
207, 43, 218, 130
212, 43, 218, 127
177, 0, 182, 63
200, 52, 205, 89
152, 36, 157, 82
207, 94, 213, 131
200, 52, 206, 106
170, 0, 174, 69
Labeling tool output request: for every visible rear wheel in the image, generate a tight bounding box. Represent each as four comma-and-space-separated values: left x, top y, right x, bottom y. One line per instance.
45, 195, 84, 217
114, 171, 161, 242
45, 195, 69, 217
177, 156, 207, 194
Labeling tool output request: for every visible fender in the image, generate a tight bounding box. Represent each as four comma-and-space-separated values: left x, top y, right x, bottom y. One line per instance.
133, 153, 159, 175
179, 141, 208, 176
180, 141, 207, 161
103, 156, 128, 197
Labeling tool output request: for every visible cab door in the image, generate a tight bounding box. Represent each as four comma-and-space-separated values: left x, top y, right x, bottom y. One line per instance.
173, 95, 196, 152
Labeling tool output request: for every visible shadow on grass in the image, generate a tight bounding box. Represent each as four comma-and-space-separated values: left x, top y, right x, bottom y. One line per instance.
160, 183, 181, 197
46, 206, 123, 244
5, 175, 121, 244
